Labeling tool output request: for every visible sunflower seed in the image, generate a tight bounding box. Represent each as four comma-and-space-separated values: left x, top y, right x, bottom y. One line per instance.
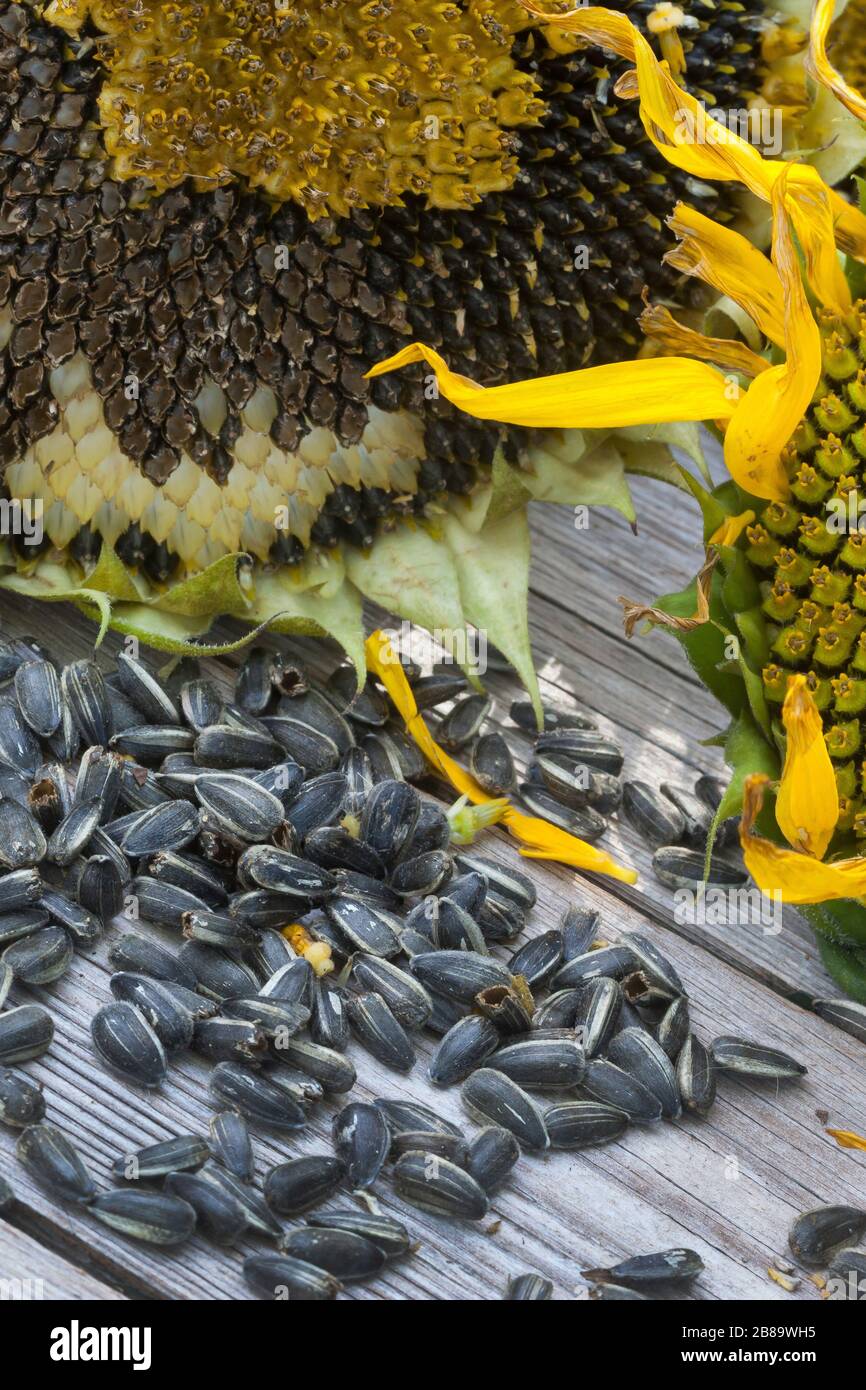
223, 996, 310, 1042
462, 1127, 520, 1198
789, 1207, 866, 1265
676, 1033, 717, 1116
333, 1101, 390, 1189
208, 1062, 307, 1131
391, 850, 451, 897
3, 925, 72, 984
536, 729, 623, 772
608, 1028, 682, 1118
341, 746, 375, 816
813, 997, 866, 1044
107, 933, 196, 990
195, 1016, 267, 1065
0, 800, 47, 868
625, 933, 686, 999
656, 996, 691, 1060
117, 801, 199, 859
511, 700, 596, 734
0, 907, 51, 945
584, 1248, 704, 1286
441, 869, 487, 916
308, 977, 348, 1050
0, 868, 43, 913
0, 961, 11, 1009
14, 659, 61, 738
45, 798, 99, 867
209, 1111, 253, 1181
90, 1190, 196, 1245
410, 673, 468, 710
262, 717, 341, 776
410, 950, 512, 1004
235, 647, 277, 715
259, 958, 313, 1005
558, 908, 598, 960
309, 1209, 412, 1259
326, 895, 401, 956
394, 1150, 489, 1220
282, 1226, 386, 1281
362, 730, 405, 783
475, 983, 534, 1035
112, 1135, 210, 1182
302, 828, 381, 880
579, 1059, 662, 1123
509, 931, 563, 990
17, 1122, 95, 1203
111, 725, 195, 765
181, 909, 256, 951
0, 1067, 45, 1127
77, 857, 124, 923
519, 783, 607, 840
273, 1037, 356, 1093
374, 1097, 463, 1141
346, 991, 415, 1072
360, 779, 420, 865
265, 1155, 346, 1216
544, 1100, 629, 1150
280, 689, 354, 754
231, 890, 309, 932
621, 781, 685, 846
461, 1068, 549, 1151
284, 771, 348, 836
108, 974, 199, 1052
827, 1247, 866, 1289
0, 703, 41, 779
180, 679, 224, 732
429, 1015, 500, 1087
467, 731, 515, 795
383, 723, 428, 781
489, 1037, 586, 1091
164, 1170, 247, 1245
115, 652, 180, 726
197, 1160, 283, 1237
653, 845, 748, 890
244, 1253, 341, 1301
506, 1273, 554, 1300
710, 1035, 807, 1080
0, 1003, 54, 1063
131, 875, 210, 928
551, 945, 636, 991
149, 851, 228, 908
239, 844, 336, 899
195, 724, 282, 770
453, 853, 536, 911
435, 694, 490, 752
91, 1001, 167, 1088
87, 827, 133, 884
432, 898, 489, 955
179, 943, 259, 1001
588, 1283, 649, 1300
353, 955, 433, 1030
405, 801, 451, 858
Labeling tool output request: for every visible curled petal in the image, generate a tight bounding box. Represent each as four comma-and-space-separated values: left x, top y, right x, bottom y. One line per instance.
740, 774, 866, 904
825, 1128, 866, 1152
366, 344, 738, 430
776, 674, 839, 858
807, 0, 866, 123
365, 630, 637, 884
665, 205, 786, 348
708, 510, 756, 547
639, 303, 769, 378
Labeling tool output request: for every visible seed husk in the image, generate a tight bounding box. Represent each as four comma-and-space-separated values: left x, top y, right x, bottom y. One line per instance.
0, 800, 47, 869
90, 1190, 196, 1246
14, 660, 61, 737
789, 1207, 866, 1265
91, 1001, 168, 1088
362, 730, 406, 783
326, 894, 401, 957
559, 907, 600, 961
106, 933, 197, 990
0, 1066, 46, 1127
164, 1170, 247, 1245
209, 1110, 254, 1182
249, 928, 297, 981
580, 1059, 662, 1123
265, 1155, 346, 1215
333, 1101, 391, 1189
182, 908, 257, 951
608, 1028, 682, 1119
0, 1003, 54, 1064
309, 1209, 413, 1259
812, 997, 866, 1044
466, 1125, 520, 1195
507, 1273, 553, 1300
393, 1150, 489, 1220
244, 1253, 341, 1301
111, 1135, 210, 1182
272, 1036, 356, 1094
475, 983, 534, 1035
710, 1035, 807, 1081
470, 732, 515, 795
208, 1062, 307, 1131
509, 930, 563, 991
3, 925, 72, 985
374, 1097, 463, 1140
410, 950, 512, 1004
461, 1068, 549, 1151
360, 778, 420, 864
488, 1037, 586, 1092
652, 846, 748, 890
281, 1226, 386, 1281
16, 1122, 96, 1203
429, 1014, 500, 1087
353, 955, 432, 1031
193, 1016, 269, 1065
625, 933, 686, 999
551, 944, 637, 991
346, 991, 415, 1072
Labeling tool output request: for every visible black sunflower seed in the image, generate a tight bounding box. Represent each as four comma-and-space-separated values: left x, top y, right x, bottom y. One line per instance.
14, 659, 61, 737
607, 1028, 682, 1119
583, 1249, 704, 1287
265, 1155, 346, 1216
281, 1226, 386, 1281
0, 1066, 46, 1127
677, 1034, 717, 1117
307, 1210, 412, 1260
789, 1207, 866, 1265
429, 1014, 500, 1087
544, 1100, 629, 1150
244, 1253, 341, 1301
112, 1135, 210, 1182
208, 1062, 307, 1131
89, 1190, 196, 1246
410, 950, 512, 1003
91, 1001, 168, 1088
0, 1003, 54, 1064
352, 955, 433, 1030
209, 1110, 254, 1182
164, 1170, 247, 1245
116, 652, 181, 725
332, 1102, 391, 1189
16, 1122, 95, 1203
3, 925, 72, 985
579, 1059, 662, 1123
393, 1150, 489, 1220
461, 1068, 549, 1151
61, 661, 113, 747
488, 1037, 586, 1092
710, 1035, 807, 1080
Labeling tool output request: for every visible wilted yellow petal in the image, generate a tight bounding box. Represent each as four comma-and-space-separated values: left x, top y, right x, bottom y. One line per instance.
723, 172, 821, 501
740, 774, 866, 903
665, 206, 786, 347
807, 0, 866, 123
776, 674, 839, 858
708, 510, 756, 547
367, 345, 738, 430
518, 4, 866, 297
826, 1127, 866, 1152
365, 630, 637, 884
640, 303, 769, 378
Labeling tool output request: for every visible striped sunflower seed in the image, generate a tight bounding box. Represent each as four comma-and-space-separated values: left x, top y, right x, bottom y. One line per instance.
813, 998, 866, 1044
244, 1253, 341, 1301
710, 1035, 807, 1080
281, 1227, 386, 1281
360, 778, 420, 864
194, 724, 282, 770
272, 1037, 356, 1094
393, 1150, 489, 1220
352, 955, 433, 1031
193, 1017, 269, 1065
325, 895, 401, 957
652, 846, 748, 890
510, 700, 596, 734
580, 1059, 662, 1123
656, 996, 691, 1060
209, 1111, 254, 1182
625, 933, 686, 999
677, 1034, 717, 1117
576, 977, 623, 1058
346, 991, 415, 1072
0, 701, 41, 778
362, 730, 405, 783
236, 647, 278, 715
437, 694, 491, 751
130, 875, 210, 929
46, 798, 101, 866
507, 1274, 554, 1300
488, 1036, 586, 1091
223, 996, 310, 1042
164, 1171, 247, 1246
180, 679, 224, 732
0, 868, 43, 913
90, 1190, 196, 1246
789, 1207, 866, 1265
208, 1062, 307, 1131
390, 849, 452, 896
560, 907, 600, 960
177, 943, 259, 1001
519, 783, 607, 840
115, 652, 181, 726
3, 926, 72, 985
608, 1029, 682, 1119
466, 1125, 521, 1195
583, 1249, 704, 1287
410, 950, 512, 1004
0, 1003, 54, 1064
14, 659, 61, 738
551, 944, 637, 991
16, 1123, 95, 1203
76, 858, 125, 924
0, 800, 47, 869
0, 961, 11, 1010
182, 909, 257, 951
429, 1014, 500, 1087
304, 825, 386, 878
91, 1001, 168, 1088
0, 1066, 45, 1127
112, 1135, 210, 1182
265, 1155, 346, 1216
621, 782, 685, 846
341, 746, 375, 817
259, 958, 314, 1005
279, 689, 354, 754
238, 844, 336, 899
111, 725, 196, 764
429, 897, 488, 955
308, 1210, 413, 1260
333, 1101, 391, 1190
0, 907, 52, 946
199, 1162, 282, 1239
374, 1097, 463, 1140
536, 730, 623, 774
283, 770, 348, 836
470, 732, 515, 795
410, 672, 467, 710
309, 978, 348, 1050
327, 667, 388, 727
106, 934, 197, 990
544, 1100, 629, 1150
461, 1068, 549, 1151
509, 930, 563, 990
149, 851, 228, 907
261, 717, 340, 775
120, 800, 201, 857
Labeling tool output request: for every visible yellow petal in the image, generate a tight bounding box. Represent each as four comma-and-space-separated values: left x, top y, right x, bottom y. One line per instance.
723, 171, 821, 501
366, 345, 738, 430
776, 674, 839, 858
664, 205, 786, 347
740, 774, 866, 904
518, 4, 866, 299
826, 1128, 866, 1152
365, 630, 638, 884
640, 303, 769, 378
807, 0, 866, 123
708, 510, 756, 547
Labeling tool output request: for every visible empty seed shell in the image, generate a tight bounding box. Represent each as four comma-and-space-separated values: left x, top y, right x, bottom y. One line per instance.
209, 1110, 253, 1182
3, 926, 72, 985
461, 1068, 549, 1151
789, 1207, 866, 1265
14, 660, 61, 738
16, 1122, 95, 1203
608, 1028, 682, 1119
244, 1252, 341, 1301
265, 1155, 346, 1215
209, 1062, 307, 1131
429, 1014, 500, 1087
281, 1227, 386, 1281
393, 1150, 489, 1220
0, 1003, 54, 1063
90, 1190, 196, 1246
711, 1035, 807, 1081
112, 1135, 210, 1182
475, 983, 534, 1035
0, 1066, 45, 1127
333, 1101, 391, 1189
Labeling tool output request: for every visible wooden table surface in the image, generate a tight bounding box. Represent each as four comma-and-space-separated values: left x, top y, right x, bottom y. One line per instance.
1, 465, 864, 1302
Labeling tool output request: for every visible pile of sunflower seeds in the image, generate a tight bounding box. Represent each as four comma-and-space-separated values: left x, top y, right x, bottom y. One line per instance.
0, 636, 809, 1299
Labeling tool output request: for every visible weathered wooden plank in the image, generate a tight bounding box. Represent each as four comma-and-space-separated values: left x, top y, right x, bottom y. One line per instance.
0, 1219, 126, 1300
